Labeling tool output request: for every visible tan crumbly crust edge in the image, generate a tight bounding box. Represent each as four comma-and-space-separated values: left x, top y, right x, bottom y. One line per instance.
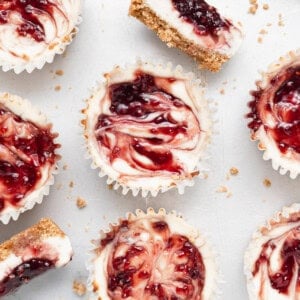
0, 218, 65, 261
129, 0, 229, 72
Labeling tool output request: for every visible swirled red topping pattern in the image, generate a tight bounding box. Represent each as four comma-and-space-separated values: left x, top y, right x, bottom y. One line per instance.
95, 71, 201, 176
253, 226, 300, 294
100, 218, 205, 299
172, 0, 231, 37
248, 66, 300, 154
0, 105, 58, 212
0, 0, 64, 42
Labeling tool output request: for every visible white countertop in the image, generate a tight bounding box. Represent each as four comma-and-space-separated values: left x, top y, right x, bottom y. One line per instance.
1, 0, 299, 299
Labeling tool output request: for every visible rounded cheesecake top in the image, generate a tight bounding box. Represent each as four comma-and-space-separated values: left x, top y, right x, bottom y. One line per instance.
0, 0, 81, 71
247, 52, 300, 177
0, 93, 59, 218
84, 63, 211, 194
245, 204, 300, 300
91, 209, 217, 300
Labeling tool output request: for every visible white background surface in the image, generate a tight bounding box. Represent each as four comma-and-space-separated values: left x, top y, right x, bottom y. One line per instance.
0, 0, 299, 299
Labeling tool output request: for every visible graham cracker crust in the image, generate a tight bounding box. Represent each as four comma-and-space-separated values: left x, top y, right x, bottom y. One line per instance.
0, 218, 65, 261
129, 0, 229, 72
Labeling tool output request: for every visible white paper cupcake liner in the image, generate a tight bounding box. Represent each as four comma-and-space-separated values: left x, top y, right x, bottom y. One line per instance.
247, 49, 300, 179
0, 2, 82, 74
244, 203, 300, 300
87, 207, 220, 300
82, 60, 214, 197
0, 93, 60, 224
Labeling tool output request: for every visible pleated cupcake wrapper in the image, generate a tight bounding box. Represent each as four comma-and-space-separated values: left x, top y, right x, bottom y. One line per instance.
86, 207, 220, 300
82, 59, 215, 198
0, 93, 60, 224
0, 10, 82, 74
244, 203, 300, 299
248, 49, 300, 179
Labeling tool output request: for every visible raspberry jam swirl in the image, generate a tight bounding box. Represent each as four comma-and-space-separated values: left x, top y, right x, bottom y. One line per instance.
0, 0, 80, 63
171, 0, 231, 37
247, 64, 300, 156
0, 104, 58, 213
251, 215, 300, 299
99, 217, 205, 300
95, 71, 201, 180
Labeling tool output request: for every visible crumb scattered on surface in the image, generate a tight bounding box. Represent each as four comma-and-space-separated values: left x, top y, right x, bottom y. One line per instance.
230, 167, 239, 176
76, 197, 87, 209
278, 14, 284, 27
55, 69, 64, 76
226, 192, 233, 198
248, 0, 258, 14
69, 181, 74, 188
54, 85, 61, 91
262, 3, 269, 10
217, 186, 228, 193
56, 183, 62, 190
63, 164, 68, 170
107, 183, 114, 190
219, 88, 225, 95
73, 280, 86, 297
259, 29, 268, 35
263, 178, 272, 187
257, 37, 263, 44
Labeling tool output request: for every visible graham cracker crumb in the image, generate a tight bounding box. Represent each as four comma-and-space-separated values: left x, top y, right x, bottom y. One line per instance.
257, 37, 263, 43
217, 186, 228, 193
73, 280, 86, 296
230, 167, 239, 176
76, 197, 87, 209
219, 88, 225, 95
248, 0, 258, 15
278, 14, 284, 27
63, 164, 68, 170
69, 181, 74, 188
55, 69, 64, 76
263, 178, 272, 188
259, 29, 268, 35
54, 85, 61, 92
262, 3, 269, 10
107, 183, 114, 190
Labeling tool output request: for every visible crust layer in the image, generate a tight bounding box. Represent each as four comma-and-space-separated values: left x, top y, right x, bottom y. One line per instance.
0, 218, 65, 261
129, 0, 229, 72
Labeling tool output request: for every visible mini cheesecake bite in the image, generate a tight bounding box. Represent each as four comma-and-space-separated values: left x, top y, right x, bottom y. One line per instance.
245, 204, 300, 300
0, 0, 81, 73
89, 208, 218, 300
129, 0, 243, 71
0, 218, 73, 296
83, 62, 211, 196
247, 50, 300, 178
0, 93, 59, 224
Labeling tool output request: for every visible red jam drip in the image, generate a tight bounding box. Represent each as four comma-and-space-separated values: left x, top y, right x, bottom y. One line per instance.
0, 105, 58, 213
102, 219, 205, 299
172, 0, 231, 37
247, 66, 300, 154
0, 258, 54, 296
0, 0, 58, 42
96, 71, 200, 175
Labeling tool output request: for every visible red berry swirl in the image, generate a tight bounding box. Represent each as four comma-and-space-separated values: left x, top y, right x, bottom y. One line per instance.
247, 65, 300, 155
0, 0, 66, 42
172, 0, 231, 37
251, 216, 300, 297
99, 217, 205, 300
0, 104, 58, 213
94, 71, 201, 178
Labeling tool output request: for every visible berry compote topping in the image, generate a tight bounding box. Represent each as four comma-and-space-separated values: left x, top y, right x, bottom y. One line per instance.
0, 104, 58, 213
0, 0, 59, 42
100, 218, 205, 299
172, 0, 231, 37
95, 71, 201, 177
247, 66, 300, 155
0, 258, 54, 296
253, 226, 300, 295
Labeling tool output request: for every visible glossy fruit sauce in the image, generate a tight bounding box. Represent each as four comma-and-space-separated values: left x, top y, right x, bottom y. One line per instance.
95, 70, 201, 176
0, 0, 58, 42
247, 66, 300, 154
99, 218, 205, 299
0, 105, 58, 213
